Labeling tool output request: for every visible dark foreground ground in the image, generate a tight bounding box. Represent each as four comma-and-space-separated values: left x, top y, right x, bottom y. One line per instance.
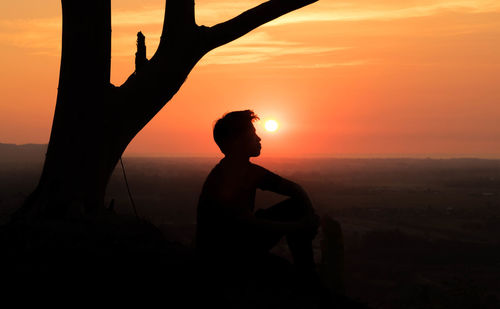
1, 155, 499, 308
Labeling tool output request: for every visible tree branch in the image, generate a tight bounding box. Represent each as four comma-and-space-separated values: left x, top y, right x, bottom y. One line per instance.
135, 32, 148, 73
161, 0, 196, 39
206, 0, 317, 51
116, 0, 317, 138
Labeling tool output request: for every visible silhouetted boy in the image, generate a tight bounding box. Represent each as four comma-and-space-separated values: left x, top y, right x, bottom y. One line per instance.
196, 110, 320, 274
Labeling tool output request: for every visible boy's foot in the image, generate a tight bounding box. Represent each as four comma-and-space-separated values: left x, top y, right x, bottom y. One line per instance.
291, 267, 335, 307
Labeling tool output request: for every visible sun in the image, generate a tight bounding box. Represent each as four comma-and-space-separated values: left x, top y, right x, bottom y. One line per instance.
265, 119, 279, 132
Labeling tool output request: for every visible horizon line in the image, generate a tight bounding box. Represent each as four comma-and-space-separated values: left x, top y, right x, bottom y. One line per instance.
3, 143, 500, 160
122, 154, 500, 160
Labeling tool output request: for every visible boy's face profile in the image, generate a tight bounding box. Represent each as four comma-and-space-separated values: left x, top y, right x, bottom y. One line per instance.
229, 124, 261, 158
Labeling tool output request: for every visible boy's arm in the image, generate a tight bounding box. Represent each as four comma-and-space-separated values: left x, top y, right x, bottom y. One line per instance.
213, 189, 316, 235
255, 165, 315, 215
254, 165, 320, 235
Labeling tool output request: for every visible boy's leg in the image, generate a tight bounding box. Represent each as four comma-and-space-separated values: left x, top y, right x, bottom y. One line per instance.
320, 215, 345, 292
255, 198, 316, 270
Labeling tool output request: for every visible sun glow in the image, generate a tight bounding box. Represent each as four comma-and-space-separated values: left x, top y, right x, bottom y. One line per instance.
265, 119, 279, 132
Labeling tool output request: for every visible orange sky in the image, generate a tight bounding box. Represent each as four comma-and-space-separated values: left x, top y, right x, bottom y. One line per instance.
1, 0, 499, 157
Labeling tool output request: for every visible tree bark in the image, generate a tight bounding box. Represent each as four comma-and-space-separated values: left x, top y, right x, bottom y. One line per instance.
13, 0, 318, 221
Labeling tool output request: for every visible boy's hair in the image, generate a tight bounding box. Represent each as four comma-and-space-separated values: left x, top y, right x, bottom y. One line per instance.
213, 110, 259, 154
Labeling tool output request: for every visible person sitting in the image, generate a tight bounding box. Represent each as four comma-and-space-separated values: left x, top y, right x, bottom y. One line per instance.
195, 109, 323, 276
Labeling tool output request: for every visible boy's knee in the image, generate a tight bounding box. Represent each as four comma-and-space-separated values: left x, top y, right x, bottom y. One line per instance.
321, 215, 342, 239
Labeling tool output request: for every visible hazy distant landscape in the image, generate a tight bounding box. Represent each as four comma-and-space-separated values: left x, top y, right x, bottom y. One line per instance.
1, 143, 499, 308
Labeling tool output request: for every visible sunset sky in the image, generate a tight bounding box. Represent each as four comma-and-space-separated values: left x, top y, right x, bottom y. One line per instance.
0, 0, 499, 157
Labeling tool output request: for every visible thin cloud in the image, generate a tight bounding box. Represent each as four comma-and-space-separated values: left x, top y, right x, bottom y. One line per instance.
267, 1, 500, 25
1, 0, 498, 61
3, 0, 500, 29
0, 18, 61, 55
270, 61, 368, 69
199, 31, 347, 65
109, 1, 500, 27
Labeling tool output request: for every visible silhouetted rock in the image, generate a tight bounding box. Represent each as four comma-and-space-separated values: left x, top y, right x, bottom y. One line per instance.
0, 214, 369, 308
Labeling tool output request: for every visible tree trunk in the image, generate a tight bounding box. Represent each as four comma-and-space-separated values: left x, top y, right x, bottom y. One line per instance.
13, 0, 318, 221
17, 0, 114, 219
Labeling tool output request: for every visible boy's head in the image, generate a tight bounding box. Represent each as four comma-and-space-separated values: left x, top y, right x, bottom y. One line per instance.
213, 110, 261, 157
